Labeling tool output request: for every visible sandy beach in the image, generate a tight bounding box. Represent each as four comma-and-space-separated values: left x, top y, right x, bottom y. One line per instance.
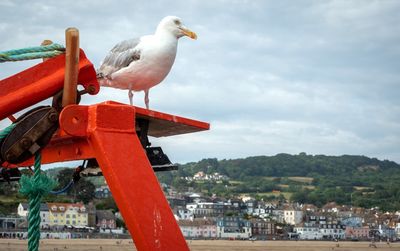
0, 239, 399, 251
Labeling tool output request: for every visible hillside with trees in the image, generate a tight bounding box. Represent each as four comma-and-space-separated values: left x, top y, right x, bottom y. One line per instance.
157, 153, 400, 211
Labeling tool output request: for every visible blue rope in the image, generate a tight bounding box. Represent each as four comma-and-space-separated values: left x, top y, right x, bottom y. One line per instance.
49, 179, 74, 195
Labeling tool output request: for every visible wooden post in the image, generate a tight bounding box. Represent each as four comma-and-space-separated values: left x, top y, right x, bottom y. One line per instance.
62, 28, 80, 107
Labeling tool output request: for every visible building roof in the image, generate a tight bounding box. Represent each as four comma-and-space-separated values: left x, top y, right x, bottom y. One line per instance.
322, 202, 338, 210
20, 203, 48, 211
96, 210, 115, 220
47, 202, 86, 213
178, 219, 215, 227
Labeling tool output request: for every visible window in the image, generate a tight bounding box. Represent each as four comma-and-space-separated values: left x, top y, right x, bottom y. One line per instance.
66, 220, 70, 224
66, 214, 70, 218
72, 215, 76, 218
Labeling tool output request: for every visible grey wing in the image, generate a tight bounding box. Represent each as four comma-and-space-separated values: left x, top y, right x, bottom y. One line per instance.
98, 38, 142, 77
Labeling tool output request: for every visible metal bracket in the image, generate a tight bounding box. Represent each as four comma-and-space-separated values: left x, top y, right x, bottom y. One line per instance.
136, 118, 151, 148
80, 147, 178, 177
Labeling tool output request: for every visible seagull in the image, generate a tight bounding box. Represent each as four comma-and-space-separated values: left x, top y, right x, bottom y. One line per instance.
97, 16, 197, 109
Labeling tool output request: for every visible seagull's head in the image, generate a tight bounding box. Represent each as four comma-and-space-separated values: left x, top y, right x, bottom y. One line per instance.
157, 16, 197, 40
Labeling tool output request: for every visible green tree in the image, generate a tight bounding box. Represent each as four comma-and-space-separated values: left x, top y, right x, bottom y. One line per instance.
55, 168, 74, 190
70, 179, 95, 203
55, 168, 95, 203
96, 197, 118, 211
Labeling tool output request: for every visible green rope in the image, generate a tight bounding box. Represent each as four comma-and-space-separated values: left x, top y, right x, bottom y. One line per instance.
0, 124, 16, 139
19, 152, 56, 251
0, 43, 65, 63
1, 124, 56, 251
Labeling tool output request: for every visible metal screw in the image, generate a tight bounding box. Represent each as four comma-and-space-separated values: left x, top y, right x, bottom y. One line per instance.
48, 112, 58, 122
21, 138, 32, 149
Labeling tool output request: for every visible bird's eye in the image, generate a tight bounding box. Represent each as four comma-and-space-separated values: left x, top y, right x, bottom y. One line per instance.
174, 20, 181, 25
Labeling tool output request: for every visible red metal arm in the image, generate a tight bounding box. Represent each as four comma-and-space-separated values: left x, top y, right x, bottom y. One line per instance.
0, 49, 98, 121
59, 102, 191, 251
13, 102, 209, 167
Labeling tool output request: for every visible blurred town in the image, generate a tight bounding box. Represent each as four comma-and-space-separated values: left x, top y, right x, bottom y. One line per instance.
1, 178, 399, 242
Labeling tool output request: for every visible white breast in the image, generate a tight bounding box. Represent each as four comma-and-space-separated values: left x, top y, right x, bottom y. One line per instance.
110, 34, 178, 91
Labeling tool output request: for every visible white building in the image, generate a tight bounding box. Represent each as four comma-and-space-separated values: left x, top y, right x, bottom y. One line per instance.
295, 223, 346, 240
217, 217, 252, 239
283, 206, 303, 225
17, 203, 28, 217
320, 224, 345, 239
396, 223, 400, 237
179, 219, 217, 238
177, 209, 194, 220
186, 203, 198, 212
294, 224, 323, 240
17, 203, 50, 228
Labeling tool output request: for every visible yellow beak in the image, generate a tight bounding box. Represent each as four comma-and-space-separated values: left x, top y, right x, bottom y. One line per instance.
180, 27, 197, 40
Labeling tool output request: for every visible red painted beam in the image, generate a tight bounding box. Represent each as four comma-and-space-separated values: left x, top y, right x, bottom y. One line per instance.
0, 49, 98, 121
8, 102, 209, 167
59, 102, 189, 251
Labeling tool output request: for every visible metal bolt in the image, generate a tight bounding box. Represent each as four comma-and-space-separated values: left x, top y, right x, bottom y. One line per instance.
87, 85, 96, 94
21, 138, 32, 149
48, 112, 58, 122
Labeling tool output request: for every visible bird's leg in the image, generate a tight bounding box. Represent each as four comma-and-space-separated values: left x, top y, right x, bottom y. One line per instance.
144, 89, 150, 109
128, 89, 134, 106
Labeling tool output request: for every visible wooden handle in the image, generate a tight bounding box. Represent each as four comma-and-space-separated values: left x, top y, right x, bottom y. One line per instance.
62, 27, 80, 107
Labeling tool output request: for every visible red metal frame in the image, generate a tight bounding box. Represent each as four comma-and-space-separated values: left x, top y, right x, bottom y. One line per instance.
0, 49, 98, 121
0, 50, 209, 251
60, 102, 194, 250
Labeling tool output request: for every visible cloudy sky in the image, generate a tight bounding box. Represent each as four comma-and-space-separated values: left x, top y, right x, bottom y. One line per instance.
1, 0, 399, 164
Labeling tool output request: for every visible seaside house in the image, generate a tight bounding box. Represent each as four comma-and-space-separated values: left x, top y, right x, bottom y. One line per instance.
47, 203, 88, 227
217, 217, 251, 239
179, 219, 217, 238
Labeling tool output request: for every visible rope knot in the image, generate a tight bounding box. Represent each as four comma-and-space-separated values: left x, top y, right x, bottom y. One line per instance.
19, 172, 56, 197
